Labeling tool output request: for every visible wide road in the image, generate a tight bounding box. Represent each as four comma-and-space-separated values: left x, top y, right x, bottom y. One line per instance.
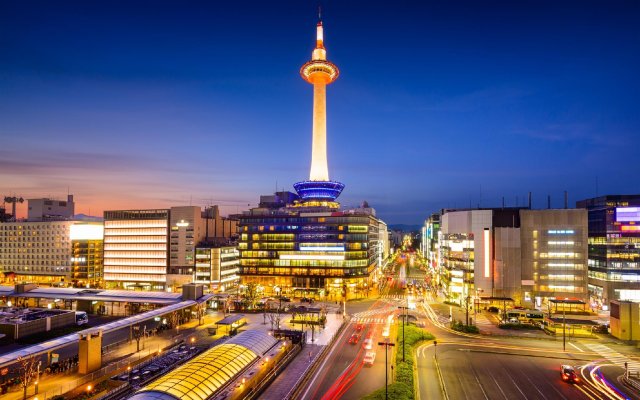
301, 254, 411, 400
416, 295, 640, 400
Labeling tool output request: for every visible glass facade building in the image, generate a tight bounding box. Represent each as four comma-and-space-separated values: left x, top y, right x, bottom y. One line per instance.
238, 206, 381, 299
577, 195, 640, 306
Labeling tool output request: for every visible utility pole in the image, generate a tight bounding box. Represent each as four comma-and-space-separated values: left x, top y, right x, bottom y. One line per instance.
465, 294, 470, 326
399, 305, 409, 361
378, 339, 395, 400
563, 307, 566, 352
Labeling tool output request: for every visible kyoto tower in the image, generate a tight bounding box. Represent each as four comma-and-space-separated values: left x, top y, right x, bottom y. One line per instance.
294, 17, 345, 202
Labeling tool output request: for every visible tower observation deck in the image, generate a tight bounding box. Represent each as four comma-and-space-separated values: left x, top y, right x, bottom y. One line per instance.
294, 18, 345, 202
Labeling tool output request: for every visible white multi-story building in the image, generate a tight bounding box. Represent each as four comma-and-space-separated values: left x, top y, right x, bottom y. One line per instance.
103, 209, 170, 291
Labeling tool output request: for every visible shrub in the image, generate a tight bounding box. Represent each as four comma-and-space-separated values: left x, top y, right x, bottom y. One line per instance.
450, 320, 480, 334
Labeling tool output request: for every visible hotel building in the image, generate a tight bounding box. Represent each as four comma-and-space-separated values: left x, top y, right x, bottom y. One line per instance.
0, 219, 104, 287
238, 205, 382, 299
577, 195, 640, 306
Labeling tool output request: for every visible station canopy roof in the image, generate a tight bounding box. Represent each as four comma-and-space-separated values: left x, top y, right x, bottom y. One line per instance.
0, 286, 184, 304
0, 300, 196, 369
131, 330, 278, 400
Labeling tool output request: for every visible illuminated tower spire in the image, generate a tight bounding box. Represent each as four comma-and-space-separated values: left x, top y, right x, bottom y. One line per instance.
302, 17, 339, 181
294, 16, 344, 202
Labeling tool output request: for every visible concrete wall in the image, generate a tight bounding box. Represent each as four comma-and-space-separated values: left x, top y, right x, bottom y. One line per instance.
610, 301, 640, 341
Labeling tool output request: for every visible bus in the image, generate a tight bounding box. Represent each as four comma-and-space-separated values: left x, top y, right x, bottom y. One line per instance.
505, 309, 545, 324
75, 311, 89, 326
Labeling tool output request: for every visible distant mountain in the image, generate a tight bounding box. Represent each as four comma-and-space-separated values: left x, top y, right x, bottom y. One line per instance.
73, 214, 103, 221
388, 224, 421, 232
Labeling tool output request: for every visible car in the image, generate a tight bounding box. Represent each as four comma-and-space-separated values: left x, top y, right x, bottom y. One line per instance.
561, 365, 580, 383
300, 297, 314, 303
363, 351, 376, 366
348, 333, 361, 344
363, 338, 373, 350
382, 327, 390, 337
508, 317, 520, 324
487, 306, 500, 313
355, 323, 364, 332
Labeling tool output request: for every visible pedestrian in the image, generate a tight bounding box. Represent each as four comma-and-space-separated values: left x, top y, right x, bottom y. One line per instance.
308, 351, 312, 362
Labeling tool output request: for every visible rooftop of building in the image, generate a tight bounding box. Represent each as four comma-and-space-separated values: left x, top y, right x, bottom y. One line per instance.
0, 285, 186, 305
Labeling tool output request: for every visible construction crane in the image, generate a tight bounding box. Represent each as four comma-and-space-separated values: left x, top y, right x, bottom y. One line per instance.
3, 196, 24, 222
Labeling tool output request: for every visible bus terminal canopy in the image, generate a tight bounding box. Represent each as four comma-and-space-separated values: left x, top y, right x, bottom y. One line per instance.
215, 314, 246, 326
549, 299, 587, 312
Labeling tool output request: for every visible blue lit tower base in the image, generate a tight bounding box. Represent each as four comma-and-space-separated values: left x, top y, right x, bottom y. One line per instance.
294, 180, 345, 202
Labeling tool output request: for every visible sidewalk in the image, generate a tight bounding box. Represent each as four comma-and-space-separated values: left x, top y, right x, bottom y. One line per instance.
259, 344, 323, 400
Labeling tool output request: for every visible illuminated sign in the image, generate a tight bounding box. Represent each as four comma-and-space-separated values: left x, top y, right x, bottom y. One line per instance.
621, 226, 640, 232
176, 220, 189, 227
70, 224, 104, 240
616, 207, 640, 222
279, 254, 345, 261
299, 245, 345, 252
548, 230, 575, 235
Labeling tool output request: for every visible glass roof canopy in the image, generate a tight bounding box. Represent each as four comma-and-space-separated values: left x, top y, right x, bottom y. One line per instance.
131, 330, 278, 400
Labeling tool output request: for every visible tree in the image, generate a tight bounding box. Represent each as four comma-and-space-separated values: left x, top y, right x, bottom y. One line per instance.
17, 355, 40, 400
266, 300, 283, 331
169, 311, 180, 335
243, 282, 259, 309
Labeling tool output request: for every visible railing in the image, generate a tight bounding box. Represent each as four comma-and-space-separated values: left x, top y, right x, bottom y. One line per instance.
286, 315, 349, 400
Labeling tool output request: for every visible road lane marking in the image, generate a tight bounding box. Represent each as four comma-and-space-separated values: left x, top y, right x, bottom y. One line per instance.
487, 370, 509, 400
300, 320, 351, 399
569, 342, 584, 352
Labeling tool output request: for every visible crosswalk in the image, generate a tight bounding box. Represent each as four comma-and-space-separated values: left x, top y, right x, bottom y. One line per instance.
351, 306, 395, 324
584, 343, 640, 374
379, 294, 405, 301
351, 317, 389, 324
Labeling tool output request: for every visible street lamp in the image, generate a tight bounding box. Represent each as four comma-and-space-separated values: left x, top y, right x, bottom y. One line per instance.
378, 339, 395, 400
398, 305, 409, 362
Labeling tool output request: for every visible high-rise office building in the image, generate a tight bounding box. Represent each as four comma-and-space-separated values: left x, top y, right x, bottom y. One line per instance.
577, 195, 640, 306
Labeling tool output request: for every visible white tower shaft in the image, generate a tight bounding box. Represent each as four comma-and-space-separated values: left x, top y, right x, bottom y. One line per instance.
310, 82, 329, 181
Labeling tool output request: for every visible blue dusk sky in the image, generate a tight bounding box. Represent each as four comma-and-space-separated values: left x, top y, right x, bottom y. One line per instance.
1, 1, 639, 224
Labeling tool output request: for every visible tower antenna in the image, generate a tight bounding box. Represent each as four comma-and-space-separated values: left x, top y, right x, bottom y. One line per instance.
318, 5, 322, 22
